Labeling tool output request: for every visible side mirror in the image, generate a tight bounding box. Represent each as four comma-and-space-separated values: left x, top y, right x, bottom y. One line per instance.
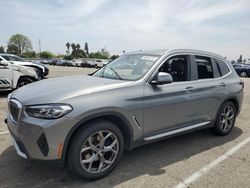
151, 72, 173, 85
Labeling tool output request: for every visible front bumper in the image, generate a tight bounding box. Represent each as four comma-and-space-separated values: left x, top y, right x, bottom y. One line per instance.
44, 67, 49, 76
10, 134, 27, 159
6, 105, 78, 161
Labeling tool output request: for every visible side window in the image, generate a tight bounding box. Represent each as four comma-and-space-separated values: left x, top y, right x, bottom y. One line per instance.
214, 59, 230, 76
195, 56, 213, 79
159, 55, 189, 82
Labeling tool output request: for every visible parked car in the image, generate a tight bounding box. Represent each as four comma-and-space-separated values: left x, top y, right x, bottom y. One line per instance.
56, 60, 72, 66
0, 54, 48, 78
71, 59, 82, 67
81, 59, 95, 68
0, 59, 39, 90
31, 61, 49, 77
6, 49, 243, 180
233, 63, 250, 77
95, 59, 104, 68
40, 59, 58, 66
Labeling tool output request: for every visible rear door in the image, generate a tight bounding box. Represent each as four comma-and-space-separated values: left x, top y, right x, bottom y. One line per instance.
187, 55, 225, 123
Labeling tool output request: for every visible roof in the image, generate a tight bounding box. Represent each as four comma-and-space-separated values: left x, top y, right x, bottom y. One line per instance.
125, 50, 167, 56
0, 53, 17, 56
125, 49, 225, 60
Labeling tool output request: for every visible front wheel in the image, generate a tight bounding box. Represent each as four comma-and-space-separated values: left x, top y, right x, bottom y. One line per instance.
212, 101, 236, 136
67, 120, 124, 180
17, 77, 33, 88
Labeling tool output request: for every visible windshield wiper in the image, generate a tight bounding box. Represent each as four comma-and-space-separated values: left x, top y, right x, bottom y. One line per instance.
109, 67, 123, 80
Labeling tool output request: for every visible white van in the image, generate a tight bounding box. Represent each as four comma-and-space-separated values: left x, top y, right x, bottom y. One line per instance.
0, 59, 39, 91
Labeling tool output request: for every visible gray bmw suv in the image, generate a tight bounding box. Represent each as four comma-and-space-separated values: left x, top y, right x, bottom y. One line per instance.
6, 49, 244, 180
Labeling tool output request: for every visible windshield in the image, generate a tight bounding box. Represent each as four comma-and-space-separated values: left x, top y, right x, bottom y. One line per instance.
93, 54, 160, 81
1, 55, 25, 62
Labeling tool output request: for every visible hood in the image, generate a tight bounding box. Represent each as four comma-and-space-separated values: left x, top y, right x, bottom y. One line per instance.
11, 64, 39, 78
11, 75, 131, 105
11, 61, 45, 71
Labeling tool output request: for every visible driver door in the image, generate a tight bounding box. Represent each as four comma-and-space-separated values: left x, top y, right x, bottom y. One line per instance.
0, 59, 12, 89
143, 55, 199, 137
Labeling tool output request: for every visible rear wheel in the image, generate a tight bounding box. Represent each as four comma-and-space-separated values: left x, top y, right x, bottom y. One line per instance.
17, 77, 33, 88
240, 71, 247, 77
212, 101, 236, 136
67, 120, 124, 180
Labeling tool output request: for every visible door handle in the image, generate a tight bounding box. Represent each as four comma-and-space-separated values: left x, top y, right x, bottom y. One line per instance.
185, 86, 194, 92
219, 82, 226, 87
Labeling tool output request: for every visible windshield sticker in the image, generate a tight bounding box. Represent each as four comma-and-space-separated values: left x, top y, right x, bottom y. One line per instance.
141, 56, 158, 61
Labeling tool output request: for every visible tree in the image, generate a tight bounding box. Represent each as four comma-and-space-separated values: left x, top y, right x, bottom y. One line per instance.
78, 49, 87, 58
63, 55, 73, 60
39, 51, 54, 59
110, 55, 119, 60
21, 51, 36, 58
7, 44, 19, 54
71, 43, 76, 58
66, 42, 70, 55
89, 51, 109, 59
0, 46, 4, 53
8, 34, 32, 54
84, 42, 89, 55
76, 43, 81, 58
237, 55, 243, 63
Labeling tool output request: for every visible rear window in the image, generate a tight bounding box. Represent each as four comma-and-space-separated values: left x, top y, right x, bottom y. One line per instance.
215, 59, 230, 76
195, 56, 214, 79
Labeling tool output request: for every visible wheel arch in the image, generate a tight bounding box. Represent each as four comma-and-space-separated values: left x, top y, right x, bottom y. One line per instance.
219, 97, 240, 116
61, 112, 133, 164
13, 75, 37, 89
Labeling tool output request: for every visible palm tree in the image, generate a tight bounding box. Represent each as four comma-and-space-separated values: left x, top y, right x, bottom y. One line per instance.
84, 42, 89, 56
76, 44, 80, 58
71, 43, 76, 58
66, 42, 70, 55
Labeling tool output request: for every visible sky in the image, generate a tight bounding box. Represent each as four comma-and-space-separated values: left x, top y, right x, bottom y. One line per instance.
0, 0, 249, 60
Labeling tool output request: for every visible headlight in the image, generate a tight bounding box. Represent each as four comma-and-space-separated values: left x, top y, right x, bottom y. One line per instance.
26, 104, 72, 119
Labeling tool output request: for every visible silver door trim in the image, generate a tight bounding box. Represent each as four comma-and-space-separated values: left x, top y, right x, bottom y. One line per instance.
144, 121, 211, 141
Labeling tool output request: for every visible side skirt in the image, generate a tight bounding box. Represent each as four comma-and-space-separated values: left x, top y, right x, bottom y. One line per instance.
144, 121, 211, 141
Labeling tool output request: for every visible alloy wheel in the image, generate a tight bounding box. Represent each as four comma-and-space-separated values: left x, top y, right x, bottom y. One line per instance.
79, 130, 119, 174
240, 71, 247, 77
219, 105, 235, 132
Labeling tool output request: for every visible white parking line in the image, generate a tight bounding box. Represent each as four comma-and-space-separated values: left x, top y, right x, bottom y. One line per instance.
0, 131, 9, 135
174, 136, 250, 188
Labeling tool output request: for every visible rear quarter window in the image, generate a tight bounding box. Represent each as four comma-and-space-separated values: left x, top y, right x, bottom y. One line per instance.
215, 59, 230, 76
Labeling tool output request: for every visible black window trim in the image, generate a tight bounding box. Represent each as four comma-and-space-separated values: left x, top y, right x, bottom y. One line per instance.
213, 58, 231, 77
147, 53, 192, 84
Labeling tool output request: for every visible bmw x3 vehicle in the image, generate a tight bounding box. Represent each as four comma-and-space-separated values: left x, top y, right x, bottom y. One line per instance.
0, 53, 49, 78
0, 59, 39, 90
5, 49, 244, 180
233, 63, 250, 77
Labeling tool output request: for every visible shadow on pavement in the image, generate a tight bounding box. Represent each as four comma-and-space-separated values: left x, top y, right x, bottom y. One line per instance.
0, 91, 11, 98
0, 126, 242, 187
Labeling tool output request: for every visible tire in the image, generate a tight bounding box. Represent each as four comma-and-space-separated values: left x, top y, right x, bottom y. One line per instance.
17, 77, 33, 88
67, 120, 124, 180
240, 71, 247, 77
212, 101, 236, 136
